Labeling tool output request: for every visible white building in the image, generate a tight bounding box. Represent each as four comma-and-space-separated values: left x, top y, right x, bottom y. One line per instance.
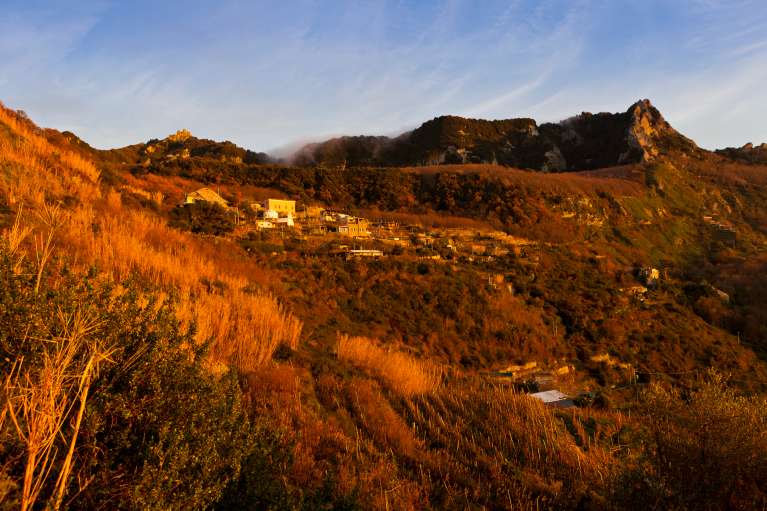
529, 390, 574, 408
273, 214, 294, 227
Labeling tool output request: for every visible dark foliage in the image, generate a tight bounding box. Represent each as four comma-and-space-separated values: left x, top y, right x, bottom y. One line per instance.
169, 201, 235, 235
0, 248, 250, 510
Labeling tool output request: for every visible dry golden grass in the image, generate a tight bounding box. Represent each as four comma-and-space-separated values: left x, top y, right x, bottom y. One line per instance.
0, 102, 301, 372
404, 382, 620, 505
3, 307, 113, 511
0, 106, 100, 207
337, 334, 441, 396
181, 290, 301, 372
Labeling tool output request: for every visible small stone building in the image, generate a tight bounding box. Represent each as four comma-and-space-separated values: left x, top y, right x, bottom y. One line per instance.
184, 188, 229, 208
338, 218, 370, 237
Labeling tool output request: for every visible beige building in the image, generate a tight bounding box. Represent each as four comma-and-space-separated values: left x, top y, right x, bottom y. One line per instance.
299, 205, 324, 218
184, 188, 229, 208
338, 218, 370, 237
264, 199, 296, 216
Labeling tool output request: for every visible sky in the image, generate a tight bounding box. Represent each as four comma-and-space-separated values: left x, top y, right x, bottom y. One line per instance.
1, 0, 766, 152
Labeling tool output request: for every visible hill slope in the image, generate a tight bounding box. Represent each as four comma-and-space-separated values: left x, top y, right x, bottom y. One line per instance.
716, 142, 767, 164
2, 99, 767, 510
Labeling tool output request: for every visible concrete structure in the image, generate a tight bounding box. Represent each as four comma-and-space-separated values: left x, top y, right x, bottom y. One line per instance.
338, 218, 370, 237
184, 188, 229, 208
529, 390, 574, 408
273, 215, 295, 228
264, 199, 296, 217
299, 205, 324, 218
346, 249, 383, 259
639, 267, 660, 287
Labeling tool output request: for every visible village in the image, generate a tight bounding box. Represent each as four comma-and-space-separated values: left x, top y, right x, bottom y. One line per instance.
181, 188, 670, 410
181, 187, 537, 261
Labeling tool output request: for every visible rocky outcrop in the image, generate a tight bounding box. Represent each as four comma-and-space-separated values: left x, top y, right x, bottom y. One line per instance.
716, 141, 767, 164
623, 99, 695, 162
293, 99, 697, 171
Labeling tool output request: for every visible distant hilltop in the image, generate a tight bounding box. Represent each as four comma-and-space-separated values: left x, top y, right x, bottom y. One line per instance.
291, 99, 698, 171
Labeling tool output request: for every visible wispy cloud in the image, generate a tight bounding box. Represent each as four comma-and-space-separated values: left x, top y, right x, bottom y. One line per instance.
1, 0, 766, 150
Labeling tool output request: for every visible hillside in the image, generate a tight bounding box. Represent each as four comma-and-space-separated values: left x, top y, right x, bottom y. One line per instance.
2, 100, 767, 510
41, 125, 272, 184
716, 142, 767, 164
293, 99, 699, 170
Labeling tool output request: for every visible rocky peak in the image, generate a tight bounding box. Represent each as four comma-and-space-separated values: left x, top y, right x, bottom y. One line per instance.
622, 99, 695, 163
739, 142, 767, 151
624, 99, 672, 161
293, 100, 696, 171
716, 140, 767, 164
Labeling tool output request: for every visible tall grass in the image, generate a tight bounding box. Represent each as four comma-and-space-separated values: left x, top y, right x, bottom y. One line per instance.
3, 308, 113, 511
337, 334, 441, 396
181, 291, 301, 372
0, 102, 301, 371
404, 383, 620, 506
0, 106, 100, 208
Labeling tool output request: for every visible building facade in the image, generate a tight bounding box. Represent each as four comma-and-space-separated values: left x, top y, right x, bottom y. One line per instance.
264, 199, 296, 217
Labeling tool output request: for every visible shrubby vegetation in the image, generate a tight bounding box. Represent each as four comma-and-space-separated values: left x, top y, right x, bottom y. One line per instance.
0, 244, 250, 510
3, 101, 767, 509
169, 201, 235, 235
615, 372, 767, 510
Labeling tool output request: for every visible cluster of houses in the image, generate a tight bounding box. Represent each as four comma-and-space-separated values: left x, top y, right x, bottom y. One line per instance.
182, 188, 372, 237
179, 188, 540, 261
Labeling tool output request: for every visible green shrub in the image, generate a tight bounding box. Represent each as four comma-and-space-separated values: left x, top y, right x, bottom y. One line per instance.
0, 247, 250, 510
615, 372, 767, 510
169, 201, 235, 235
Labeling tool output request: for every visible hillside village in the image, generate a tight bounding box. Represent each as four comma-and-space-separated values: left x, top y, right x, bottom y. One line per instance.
178, 185, 671, 405
179, 186, 540, 260
177, 187, 674, 296
2, 94, 767, 510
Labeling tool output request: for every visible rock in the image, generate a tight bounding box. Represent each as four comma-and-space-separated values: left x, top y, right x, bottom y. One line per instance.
542, 146, 567, 172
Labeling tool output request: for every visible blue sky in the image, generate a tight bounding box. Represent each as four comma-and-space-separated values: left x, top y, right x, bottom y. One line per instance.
1, 0, 766, 152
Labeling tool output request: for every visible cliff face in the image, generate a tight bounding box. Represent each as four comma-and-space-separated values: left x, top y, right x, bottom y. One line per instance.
293, 99, 698, 171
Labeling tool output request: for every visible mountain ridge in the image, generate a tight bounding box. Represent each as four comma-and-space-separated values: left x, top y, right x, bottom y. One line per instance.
30, 98, 759, 175
292, 99, 699, 171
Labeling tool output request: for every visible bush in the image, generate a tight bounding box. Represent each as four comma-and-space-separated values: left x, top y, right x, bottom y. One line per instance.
0, 246, 250, 510
169, 201, 235, 235
615, 371, 767, 510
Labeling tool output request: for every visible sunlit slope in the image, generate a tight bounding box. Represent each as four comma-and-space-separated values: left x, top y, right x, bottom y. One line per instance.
0, 103, 300, 372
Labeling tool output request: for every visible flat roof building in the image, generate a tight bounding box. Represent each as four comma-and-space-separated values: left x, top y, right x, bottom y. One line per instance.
264, 199, 296, 217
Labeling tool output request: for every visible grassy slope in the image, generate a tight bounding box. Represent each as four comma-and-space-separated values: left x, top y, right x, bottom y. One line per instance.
3, 101, 767, 509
